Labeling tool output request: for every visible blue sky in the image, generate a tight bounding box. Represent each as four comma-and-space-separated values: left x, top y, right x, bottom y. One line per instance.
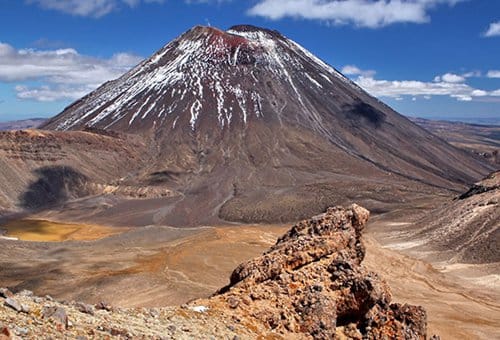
0, 0, 499, 122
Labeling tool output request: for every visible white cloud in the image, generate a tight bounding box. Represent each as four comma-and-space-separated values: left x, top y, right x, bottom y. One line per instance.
341, 65, 376, 77
433, 72, 465, 83
351, 75, 500, 102
248, 0, 464, 28
356, 76, 468, 97
471, 89, 487, 97
484, 21, 500, 37
487, 70, 500, 78
462, 70, 481, 78
0, 41, 142, 102
451, 94, 472, 101
27, 0, 165, 18
15, 85, 92, 102
327, 64, 500, 102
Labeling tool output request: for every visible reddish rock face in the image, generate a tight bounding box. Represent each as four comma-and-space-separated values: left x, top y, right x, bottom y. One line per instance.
201, 205, 428, 339
206, 27, 249, 47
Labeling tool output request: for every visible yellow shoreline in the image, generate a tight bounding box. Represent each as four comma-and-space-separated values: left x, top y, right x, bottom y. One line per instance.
0, 219, 125, 242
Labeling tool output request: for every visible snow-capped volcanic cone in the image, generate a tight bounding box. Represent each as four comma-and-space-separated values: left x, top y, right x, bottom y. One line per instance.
44, 25, 356, 133
41, 25, 492, 226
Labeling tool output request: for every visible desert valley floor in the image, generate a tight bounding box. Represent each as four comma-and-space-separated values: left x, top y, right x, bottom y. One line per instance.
1, 192, 499, 339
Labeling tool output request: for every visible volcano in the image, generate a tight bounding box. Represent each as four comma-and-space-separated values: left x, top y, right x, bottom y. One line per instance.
36, 25, 492, 225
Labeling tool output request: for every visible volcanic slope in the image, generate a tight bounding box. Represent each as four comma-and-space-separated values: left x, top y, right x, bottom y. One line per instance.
0, 129, 149, 213
38, 25, 494, 225
405, 171, 499, 265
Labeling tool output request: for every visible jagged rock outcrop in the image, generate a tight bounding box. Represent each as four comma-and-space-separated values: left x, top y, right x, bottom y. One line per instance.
203, 204, 428, 339
458, 171, 500, 200
0, 205, 429, 338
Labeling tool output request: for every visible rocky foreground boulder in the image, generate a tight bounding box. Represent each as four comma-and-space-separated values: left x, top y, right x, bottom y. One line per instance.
203, 204, 428, 339
0, 205, 428, 339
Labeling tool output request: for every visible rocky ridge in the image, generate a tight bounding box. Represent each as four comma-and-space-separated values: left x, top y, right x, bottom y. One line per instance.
0, 205, 429, 339
0, 129, 170, 212
458, 171, 500, 200
409, 171, 499, 264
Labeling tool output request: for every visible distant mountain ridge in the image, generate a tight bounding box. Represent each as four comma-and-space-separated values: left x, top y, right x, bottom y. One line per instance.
410, 117, 500, 165
0, 118, 46, 131
412, 117, 500, 126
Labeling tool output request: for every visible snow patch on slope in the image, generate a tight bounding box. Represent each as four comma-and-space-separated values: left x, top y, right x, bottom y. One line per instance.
52, 26, 361, 133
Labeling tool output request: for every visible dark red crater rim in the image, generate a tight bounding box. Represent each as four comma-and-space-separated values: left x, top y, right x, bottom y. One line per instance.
208, 28, 251, 48
228, 24, 284, 39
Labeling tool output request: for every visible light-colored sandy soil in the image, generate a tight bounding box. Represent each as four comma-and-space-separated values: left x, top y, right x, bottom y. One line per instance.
0, 219, 126, 242
363, 236, 500, 340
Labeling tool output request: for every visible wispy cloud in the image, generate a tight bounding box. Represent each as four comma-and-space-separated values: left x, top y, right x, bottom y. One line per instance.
14, 85, 92, 102
483, 20, 500, 37
31, 38, 68, 49
343, 65, 500, 102
487, 70, 500, 78
433, 73, 465, 83
462, 70, 481, 78
26, 0, 165, 18
248, 0, 464, 28
341, 65, 375, 77
26, 0, 227, 17
0, 41, 142, 101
